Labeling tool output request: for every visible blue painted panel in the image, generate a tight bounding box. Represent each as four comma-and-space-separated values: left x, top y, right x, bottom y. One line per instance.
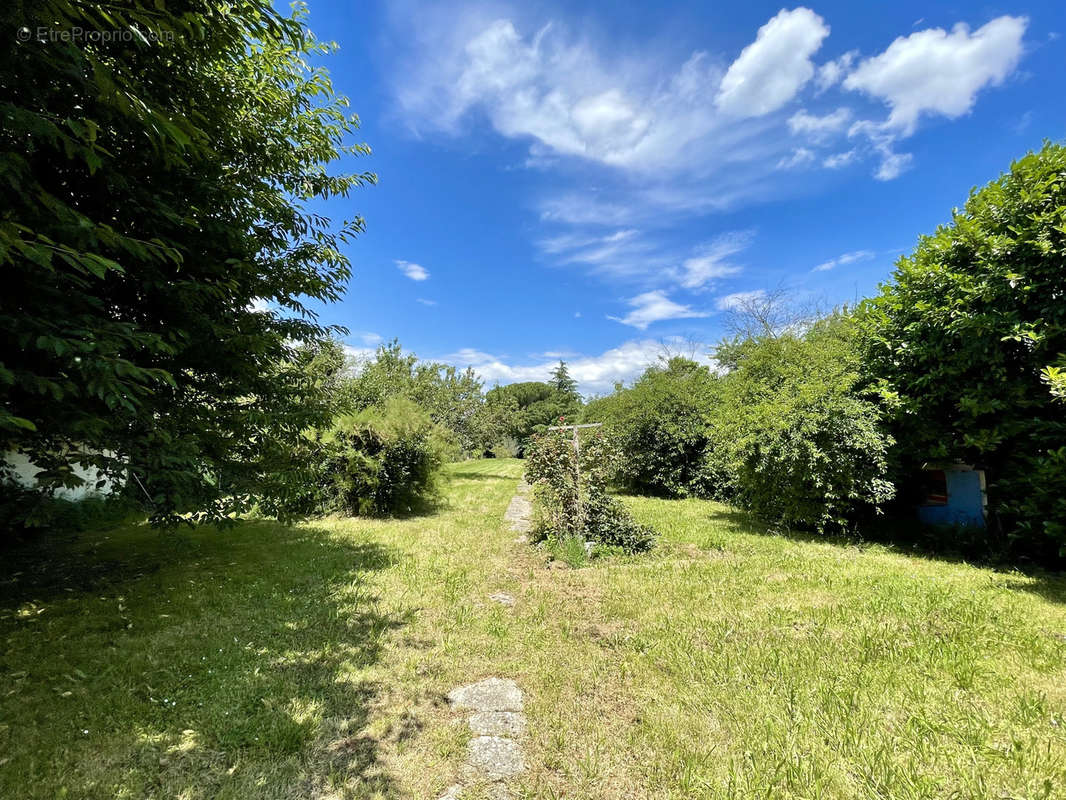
917, 470, 985, 528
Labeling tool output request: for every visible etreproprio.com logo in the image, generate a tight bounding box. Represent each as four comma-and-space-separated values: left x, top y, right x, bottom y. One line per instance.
17, 26, 174, 44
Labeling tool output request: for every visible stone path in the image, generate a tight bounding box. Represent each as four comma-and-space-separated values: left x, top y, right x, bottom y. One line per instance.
438, 476, 534, 798
439, 678, 527, 799
503, 478, 532, 542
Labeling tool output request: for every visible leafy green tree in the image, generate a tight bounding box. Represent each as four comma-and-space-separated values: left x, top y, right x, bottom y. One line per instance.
348, 341, 483, 456
861, 142, 1066, 551
585, 357, 719, 497
482, 379, 580, 454
0, 1, 373, 525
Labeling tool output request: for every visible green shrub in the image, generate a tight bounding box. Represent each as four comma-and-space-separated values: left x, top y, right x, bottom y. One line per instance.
584, 357, 719, 497
525, 428, 655, 553
861, 142, 1066, 554
316, 397, 446, 516
709, 315, 895, 533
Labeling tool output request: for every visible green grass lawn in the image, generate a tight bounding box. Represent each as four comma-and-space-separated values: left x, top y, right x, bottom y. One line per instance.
2, 459, 1065, 798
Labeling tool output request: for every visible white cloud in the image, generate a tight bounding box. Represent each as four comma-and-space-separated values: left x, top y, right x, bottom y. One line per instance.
716, 8, 830, 118
538, 225, 750, 290
812, 249, 874, 272
677, 232, 749, 290
393, 7, 820, 186
416, 297, 438, 306
788, 107, 852, 141
358, 331, 384, 345
823, 148, 857, 168
872, 148, 913, 181
390, 7, 1031, 239
716, 289, 767, 310
536, 228, 662, 280
447, 338, 715, 395
395, 259, 430, 281
844, 16, 1027, 135
247, 297, 272, 314
815, 51, 857, 93
777, 147, 816, 170
838, 16, 1026, 182
608, 290, 709, 330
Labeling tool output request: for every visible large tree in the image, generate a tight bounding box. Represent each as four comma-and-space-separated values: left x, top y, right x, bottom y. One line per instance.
862, 142, 1066, 551
0, 1, 373, 525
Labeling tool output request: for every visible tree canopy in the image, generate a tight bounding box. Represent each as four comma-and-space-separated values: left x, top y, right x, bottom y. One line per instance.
0, 0, 373, 525
861, 142, 1066, 550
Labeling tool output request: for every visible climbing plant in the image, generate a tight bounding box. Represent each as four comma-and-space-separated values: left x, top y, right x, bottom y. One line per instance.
525, 426, 655, 553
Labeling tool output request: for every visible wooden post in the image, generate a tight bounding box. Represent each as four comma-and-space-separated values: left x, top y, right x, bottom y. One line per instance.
547, 422, 601, 537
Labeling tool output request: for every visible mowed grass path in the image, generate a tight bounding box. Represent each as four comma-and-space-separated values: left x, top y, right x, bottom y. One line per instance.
1, 459, 1065, 798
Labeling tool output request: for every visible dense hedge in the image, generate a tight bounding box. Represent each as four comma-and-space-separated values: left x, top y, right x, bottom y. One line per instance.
583, 358, 718, 497
861, 142, 1066, 555
709, 316, 894, 533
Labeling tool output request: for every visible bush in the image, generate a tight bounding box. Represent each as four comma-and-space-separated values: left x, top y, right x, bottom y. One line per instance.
709, 315, 895, 533
584, 357, 719, 497
525, 428, 655, 553
316, 397, 446, 516
861, 142, 1066, 554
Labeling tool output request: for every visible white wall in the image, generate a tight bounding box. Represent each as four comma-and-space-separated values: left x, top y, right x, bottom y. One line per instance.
3, 450, 118, 500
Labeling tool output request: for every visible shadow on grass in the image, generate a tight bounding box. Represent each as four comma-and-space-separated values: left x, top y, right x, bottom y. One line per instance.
0, 520, 410, 798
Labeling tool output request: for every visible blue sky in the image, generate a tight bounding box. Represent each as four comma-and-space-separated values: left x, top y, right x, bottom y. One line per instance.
299, 0, 1065, 394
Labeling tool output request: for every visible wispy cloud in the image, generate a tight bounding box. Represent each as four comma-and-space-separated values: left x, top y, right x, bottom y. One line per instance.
823, 149, 857, 169
391, 6, 1030, 195
812, 249, 875, 272
416, 297, 438, 306
608, 290, 709, 330
788, 107, 852, 141
777, 147, 815, 170
716, 289, 767, 311
676, 232, 749, 290
395, 259, 430, 281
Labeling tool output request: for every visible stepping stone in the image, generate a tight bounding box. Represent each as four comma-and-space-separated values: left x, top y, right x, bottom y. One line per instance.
447, 678, 524, 713
469, 710, 526, 737
463, 736, 525, 781
488, 592, 515, 607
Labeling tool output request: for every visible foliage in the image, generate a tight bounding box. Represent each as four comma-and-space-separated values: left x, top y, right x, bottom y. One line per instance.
0, 486, 138, 542
549, 360, 579, 401
347, 341, 483, 457
709, 314, 895, 533
0, 0, 374, 525
861, 142, 1066, 552
481, 378, 581, 455
584, 357, 719, 497
314, 396, 446, 517
525, 428, 655, 553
